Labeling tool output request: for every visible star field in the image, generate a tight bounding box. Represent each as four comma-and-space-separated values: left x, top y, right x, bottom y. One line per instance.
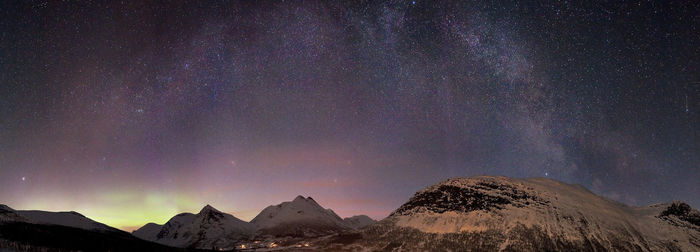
0, 1, 698, 230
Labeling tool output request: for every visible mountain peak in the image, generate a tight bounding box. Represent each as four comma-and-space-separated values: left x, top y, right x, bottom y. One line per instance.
293, 195, 314, 203
199, 204, 221, 214
291, 195, 320, 206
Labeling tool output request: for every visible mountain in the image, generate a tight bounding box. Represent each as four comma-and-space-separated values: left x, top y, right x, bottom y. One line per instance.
135, 205, 254, 249
250, 195, 350, 237
6, 176, 699, 251
0, 204, 119, 233
343, 215, 376, 229
319, 176, 700, 251
16, 210, 121, 233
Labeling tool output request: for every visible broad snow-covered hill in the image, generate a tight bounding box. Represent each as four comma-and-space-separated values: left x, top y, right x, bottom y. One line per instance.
343, 215, 376, 229
134, 205, 254, 249
320, 176, 700, 251
251, 195, 350, 237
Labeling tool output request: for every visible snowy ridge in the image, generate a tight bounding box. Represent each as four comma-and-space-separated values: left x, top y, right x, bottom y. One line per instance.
371, 176, 700, 251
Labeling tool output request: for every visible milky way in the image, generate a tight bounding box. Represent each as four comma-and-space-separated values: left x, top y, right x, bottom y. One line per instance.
0, 1, 698, 230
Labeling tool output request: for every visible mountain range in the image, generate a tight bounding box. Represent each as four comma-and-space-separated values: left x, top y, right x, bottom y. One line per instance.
132, 195, 372, 249
2, 176, 699, 251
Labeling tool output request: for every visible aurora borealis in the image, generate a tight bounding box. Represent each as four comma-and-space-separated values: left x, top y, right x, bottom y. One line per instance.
0, 1, 698, 231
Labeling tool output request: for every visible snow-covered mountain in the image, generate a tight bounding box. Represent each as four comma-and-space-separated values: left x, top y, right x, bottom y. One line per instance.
330, 176, 700, 251
250, 195, 350, 237
134, 205, 254, 249
343, 215, 376, 229
0, 204, 120, 233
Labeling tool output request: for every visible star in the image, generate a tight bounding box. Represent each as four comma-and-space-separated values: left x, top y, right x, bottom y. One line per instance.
21, 177, 26, 181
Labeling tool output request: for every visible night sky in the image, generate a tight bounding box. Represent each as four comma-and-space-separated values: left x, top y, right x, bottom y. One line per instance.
1, 1, 698, 231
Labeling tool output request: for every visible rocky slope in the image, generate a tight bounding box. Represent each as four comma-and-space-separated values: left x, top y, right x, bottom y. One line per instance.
319, 176, 700, 251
